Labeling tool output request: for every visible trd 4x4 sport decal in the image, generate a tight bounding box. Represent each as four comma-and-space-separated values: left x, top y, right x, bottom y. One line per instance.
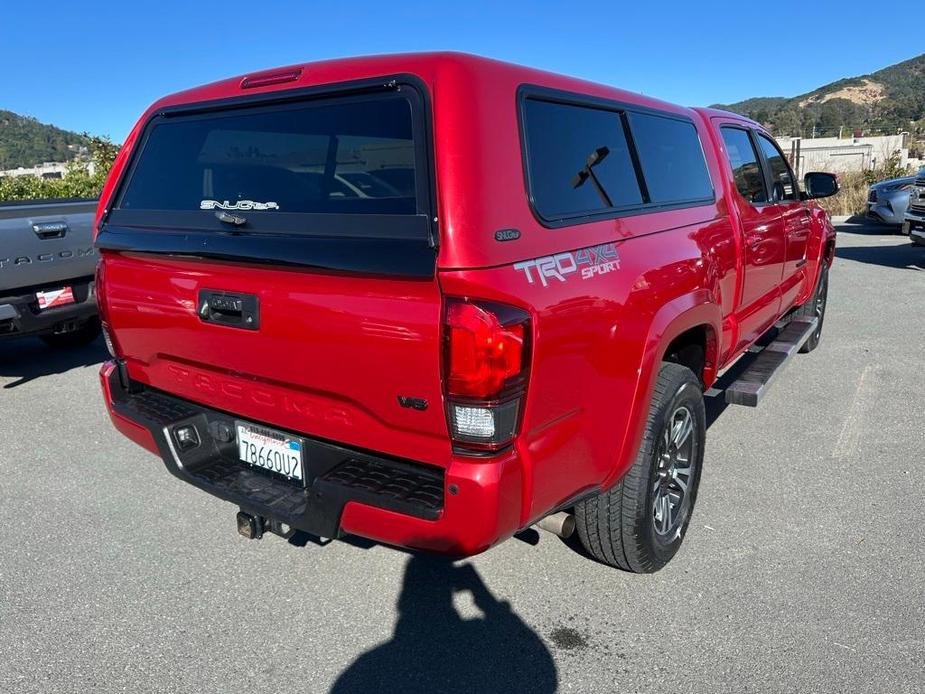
513, 243, 620, 287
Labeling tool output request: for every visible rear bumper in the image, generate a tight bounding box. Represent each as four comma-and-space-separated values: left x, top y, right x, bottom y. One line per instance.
0, 278, 96, 338
99, 362, 522, 556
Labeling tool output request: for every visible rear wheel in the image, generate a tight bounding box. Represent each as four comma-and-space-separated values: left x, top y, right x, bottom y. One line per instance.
574, 363, 705, 572
40, 318, 101, 349
795, 263, 829, 353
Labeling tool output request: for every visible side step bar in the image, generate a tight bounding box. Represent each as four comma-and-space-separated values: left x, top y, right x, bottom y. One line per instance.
724, 317, 818, 407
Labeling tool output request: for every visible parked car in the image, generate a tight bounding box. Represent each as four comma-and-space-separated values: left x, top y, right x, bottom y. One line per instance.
95, 53, 838, 572
0, 198, 100, 346
866, 175, 915, 227
903, 168, 925, 244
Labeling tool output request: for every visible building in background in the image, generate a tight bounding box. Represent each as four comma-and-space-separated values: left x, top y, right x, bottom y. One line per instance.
777, 133, 922, 176
0, 162, 69, 179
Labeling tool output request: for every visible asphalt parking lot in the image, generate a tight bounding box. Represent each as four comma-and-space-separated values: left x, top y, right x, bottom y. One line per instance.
0, 221, 923, 693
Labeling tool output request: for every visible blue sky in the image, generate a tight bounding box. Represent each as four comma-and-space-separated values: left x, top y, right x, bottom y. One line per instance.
3, 1, 915, 143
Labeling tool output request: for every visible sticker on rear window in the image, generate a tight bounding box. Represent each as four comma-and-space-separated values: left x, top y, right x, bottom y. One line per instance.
514, 243, 620, 287
200, 199, 280, 211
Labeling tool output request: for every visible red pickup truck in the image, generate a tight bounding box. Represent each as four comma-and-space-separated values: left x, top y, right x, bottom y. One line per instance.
95, 53, 837, 572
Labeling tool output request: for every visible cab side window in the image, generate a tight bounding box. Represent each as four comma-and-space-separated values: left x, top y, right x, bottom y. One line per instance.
720, 127, 767, 204
756, 133, 798, 202
522, 98, 643, 220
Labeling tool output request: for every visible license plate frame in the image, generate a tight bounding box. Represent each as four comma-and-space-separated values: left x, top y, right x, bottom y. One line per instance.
36, 286, 75, 310
235, 421, 305, 484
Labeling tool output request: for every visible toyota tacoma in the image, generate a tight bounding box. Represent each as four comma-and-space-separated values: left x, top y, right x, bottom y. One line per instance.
95, 54, 838, 572
1, 197, 100, 346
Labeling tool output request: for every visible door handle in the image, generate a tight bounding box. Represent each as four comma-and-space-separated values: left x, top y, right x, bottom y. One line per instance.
198, 290, 260, 330
32, 221, 68, 239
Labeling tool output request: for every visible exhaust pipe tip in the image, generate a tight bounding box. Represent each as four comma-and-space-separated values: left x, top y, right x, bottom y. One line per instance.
535, 511, 575, 539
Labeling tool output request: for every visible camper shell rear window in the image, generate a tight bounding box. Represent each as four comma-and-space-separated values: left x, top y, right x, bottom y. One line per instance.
109, 87, 431, 240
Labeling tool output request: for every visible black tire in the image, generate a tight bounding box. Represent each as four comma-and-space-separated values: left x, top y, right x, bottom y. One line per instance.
40, 318, 101, 349
574, 363, 705, 573
794, 263, 829, 353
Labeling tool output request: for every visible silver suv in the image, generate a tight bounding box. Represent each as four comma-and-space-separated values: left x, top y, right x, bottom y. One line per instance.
903, 168, 925, 245
867, 175, 915, 226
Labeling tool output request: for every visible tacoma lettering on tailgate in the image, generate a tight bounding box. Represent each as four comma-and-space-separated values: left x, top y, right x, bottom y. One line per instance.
165, 364, 352, 426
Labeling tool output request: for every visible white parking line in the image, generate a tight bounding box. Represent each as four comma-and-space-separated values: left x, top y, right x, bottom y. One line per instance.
833, 363, 876, 460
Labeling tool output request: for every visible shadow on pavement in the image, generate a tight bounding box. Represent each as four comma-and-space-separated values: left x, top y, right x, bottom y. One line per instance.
834, 220, 902, 236
0, 336, 108, 389
835, 241, 925, 271
330, 555, 557, 694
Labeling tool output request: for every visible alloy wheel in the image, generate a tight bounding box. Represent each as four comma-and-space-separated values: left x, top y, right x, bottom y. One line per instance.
652, 405, 696, 538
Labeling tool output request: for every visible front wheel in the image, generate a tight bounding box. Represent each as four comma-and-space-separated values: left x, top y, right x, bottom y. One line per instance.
574, 363, 705, 573
795, 263, 829, 353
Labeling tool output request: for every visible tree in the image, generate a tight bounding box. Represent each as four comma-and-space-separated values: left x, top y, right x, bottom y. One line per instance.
0, 133, 118, 201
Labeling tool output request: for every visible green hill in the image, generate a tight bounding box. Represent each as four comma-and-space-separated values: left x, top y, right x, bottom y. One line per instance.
0, 110, 87, 170
712, 53, 925, 137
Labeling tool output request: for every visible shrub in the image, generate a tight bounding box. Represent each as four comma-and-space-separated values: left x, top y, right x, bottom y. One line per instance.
0, 134, 118, 202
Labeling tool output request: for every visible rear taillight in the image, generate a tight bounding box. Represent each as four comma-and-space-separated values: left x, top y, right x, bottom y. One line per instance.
443, 299, 530, 452
95, 260, 120, 359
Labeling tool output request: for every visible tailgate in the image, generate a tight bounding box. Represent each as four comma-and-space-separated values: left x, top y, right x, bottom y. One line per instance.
102, 253, 449, 461
0, 200, 97, 294
96, 80, 450, 462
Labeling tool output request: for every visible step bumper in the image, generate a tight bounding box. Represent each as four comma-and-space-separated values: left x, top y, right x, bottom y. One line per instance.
99, 362, 521, 556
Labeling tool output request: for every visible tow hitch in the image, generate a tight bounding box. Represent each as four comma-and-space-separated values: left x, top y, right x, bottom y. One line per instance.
236, 511, 264, 539
236, 511, 294, 541
52, 319, 82, 335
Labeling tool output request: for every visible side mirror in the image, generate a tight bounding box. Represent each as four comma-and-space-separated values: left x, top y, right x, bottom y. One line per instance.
803, 172, 839, 199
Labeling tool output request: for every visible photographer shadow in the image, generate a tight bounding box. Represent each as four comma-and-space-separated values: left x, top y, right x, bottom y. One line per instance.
331, 555, 557, 694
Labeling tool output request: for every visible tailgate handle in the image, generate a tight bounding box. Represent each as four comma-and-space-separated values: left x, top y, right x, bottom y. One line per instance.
198, 290, 259, 330
32, 221, 68, 239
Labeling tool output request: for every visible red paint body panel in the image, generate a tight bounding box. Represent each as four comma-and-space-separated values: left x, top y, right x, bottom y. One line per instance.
99, 362, 159, 454
97, 53, 835, 556
103, 252, 451, 465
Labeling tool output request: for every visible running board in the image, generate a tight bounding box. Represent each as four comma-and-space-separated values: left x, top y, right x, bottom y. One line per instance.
724, 317, 818, 407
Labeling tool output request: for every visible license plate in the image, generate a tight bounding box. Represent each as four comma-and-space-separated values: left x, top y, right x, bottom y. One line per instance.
902, 221, 911, 235
36, 287, 75, 310
236, 422, 304, 482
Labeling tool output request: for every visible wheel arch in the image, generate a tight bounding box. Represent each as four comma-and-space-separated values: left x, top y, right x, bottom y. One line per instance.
601, 292, 721, 489
799, 208, 837, 305
649, 293, 723, 388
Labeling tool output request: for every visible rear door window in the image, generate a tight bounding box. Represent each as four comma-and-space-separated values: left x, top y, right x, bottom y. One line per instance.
112, 91, 428, 237
721, 127, 768, 204
755, 134, 798, 202
627, 112, 713, 204
522, 98, 643, 220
